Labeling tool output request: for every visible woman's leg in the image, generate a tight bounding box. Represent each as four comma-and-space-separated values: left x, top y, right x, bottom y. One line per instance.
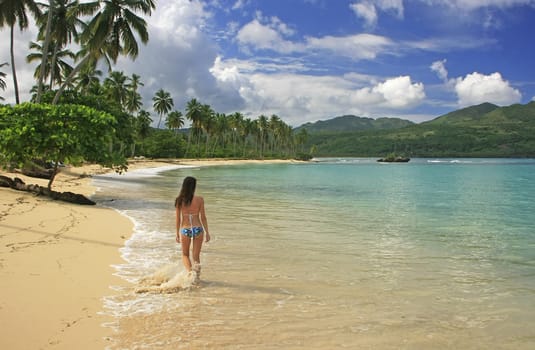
192, 234, 204, 279
181, 235, 192, 271
192, 234, 203, 266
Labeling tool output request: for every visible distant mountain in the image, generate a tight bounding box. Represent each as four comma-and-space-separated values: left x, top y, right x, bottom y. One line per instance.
422, 102, 535, 128
296, 115, 414, 133
423, 102, 500, 126
304, 102, 535, 158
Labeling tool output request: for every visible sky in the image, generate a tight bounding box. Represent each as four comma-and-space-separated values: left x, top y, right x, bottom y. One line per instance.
1, 0, 535, 127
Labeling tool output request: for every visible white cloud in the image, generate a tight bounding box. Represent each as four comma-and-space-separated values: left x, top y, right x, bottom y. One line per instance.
427, 0, 535, 11
236, 19, 300, 54
430, 59, 449, 82
377, 0, 404, 17
371, 76, 426, 108
116, 0, 245, 119
350, 2, 378, 28
236, 14, 394, 60
454, 72, 522, 107
149, 0, 208, 50
232, 0, 248, 10
350, 0, 404, 29
430, 60, 523, 108
211, 56, 426, 125
306, 34, 393, 60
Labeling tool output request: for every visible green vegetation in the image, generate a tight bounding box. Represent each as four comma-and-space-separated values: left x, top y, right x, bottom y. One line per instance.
0, 103, 125, 189
296, 115, 414, 133
304, 102, 535, 158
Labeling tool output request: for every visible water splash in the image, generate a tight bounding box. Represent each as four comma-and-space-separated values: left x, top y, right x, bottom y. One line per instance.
135, 263, 201, 293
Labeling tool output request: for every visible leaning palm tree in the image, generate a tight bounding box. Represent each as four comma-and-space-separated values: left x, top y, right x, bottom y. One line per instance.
52, 0, 156, 104
0, 0, 41, 104
152, 89, 173, 128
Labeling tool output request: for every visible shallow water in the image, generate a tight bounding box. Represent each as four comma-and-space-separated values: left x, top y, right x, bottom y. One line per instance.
93, 158, 535, 349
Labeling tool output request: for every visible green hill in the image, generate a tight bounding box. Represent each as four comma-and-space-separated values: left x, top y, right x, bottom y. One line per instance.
303, 102, 535, 157
296, 115, 414, 133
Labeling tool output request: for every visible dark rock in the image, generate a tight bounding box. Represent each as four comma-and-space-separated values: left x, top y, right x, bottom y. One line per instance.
0, 175, 95, 205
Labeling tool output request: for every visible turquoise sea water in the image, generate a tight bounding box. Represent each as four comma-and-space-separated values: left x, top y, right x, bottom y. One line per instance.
93, 158, 535, 349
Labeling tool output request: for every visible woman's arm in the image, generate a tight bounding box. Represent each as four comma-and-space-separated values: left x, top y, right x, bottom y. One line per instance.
199, 197, 211, 242
175, 206, 182, 243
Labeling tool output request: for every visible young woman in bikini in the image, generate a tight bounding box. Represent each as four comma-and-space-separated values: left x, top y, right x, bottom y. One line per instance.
175, 176, 211, 278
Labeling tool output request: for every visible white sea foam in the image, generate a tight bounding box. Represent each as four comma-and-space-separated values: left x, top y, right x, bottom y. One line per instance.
135, 263, 199, 293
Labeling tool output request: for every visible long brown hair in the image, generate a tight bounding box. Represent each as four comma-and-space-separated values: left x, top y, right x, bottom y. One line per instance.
175, 176, 196, 208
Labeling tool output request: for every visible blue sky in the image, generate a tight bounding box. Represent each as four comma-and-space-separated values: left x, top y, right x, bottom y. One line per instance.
1, 0, 535, 126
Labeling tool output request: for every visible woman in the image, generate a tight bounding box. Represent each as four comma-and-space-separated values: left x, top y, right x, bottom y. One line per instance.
175, 176, 211, 280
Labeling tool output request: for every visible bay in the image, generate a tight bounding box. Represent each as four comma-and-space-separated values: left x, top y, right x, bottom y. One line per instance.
93, 158, 535, 349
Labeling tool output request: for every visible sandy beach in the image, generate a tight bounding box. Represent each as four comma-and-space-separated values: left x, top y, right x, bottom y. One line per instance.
0, 158, 295, 349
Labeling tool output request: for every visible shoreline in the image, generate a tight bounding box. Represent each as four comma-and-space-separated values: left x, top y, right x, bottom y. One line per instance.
0, 158, 296, 349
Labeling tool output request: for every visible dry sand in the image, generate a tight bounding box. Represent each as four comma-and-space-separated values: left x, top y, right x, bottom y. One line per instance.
0, 158, 296, 349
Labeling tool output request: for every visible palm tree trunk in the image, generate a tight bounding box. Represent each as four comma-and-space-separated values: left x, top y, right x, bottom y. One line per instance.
184, 131, 192, 158
36, 0, 55, 103
52, 54, 90, 104
10, 25, 20, 104
49, 45, 59, 89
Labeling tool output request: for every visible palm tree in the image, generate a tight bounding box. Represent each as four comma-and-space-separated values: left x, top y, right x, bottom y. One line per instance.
0, 0, 41, 104
52, 0, 156, 104
295, 128, 309, 154
128, 73, 143, 92
165, 110, 184, 133
211, 113, 230, 156
228, 112, 244, 157
27, 41, 75, 89
124, 73, 143, 113
136, 110, 152, 138
34, 0, 97, 102
75, 64, 102, 92
125, 90, 142, 114
200, 105, 215, 156
184, 98, 202, 157
256, 115, 269, 158
135, 109, 152, 155
0, 62, 8, 101
241, 118, 255, 157
152, 89, 173, 128
104, 70, 129, 108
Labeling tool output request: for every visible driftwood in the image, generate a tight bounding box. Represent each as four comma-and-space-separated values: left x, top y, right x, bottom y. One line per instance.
21, 167, 55, 179
0, 175, 95, 205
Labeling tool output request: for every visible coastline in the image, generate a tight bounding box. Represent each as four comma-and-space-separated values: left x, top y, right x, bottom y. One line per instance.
0, 158, 296, 349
